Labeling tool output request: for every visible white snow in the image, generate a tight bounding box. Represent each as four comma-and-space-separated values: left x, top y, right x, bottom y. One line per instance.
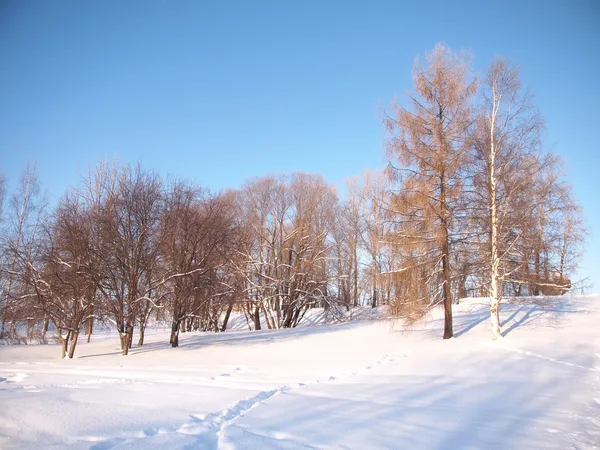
0, 295, 599, 449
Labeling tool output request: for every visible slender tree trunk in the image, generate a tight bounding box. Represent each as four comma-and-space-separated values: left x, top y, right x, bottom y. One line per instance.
371, 264, 378, 308
353, 238, 359, 307
441, 239, 453, 339
0, 316, 6, 340
120, 333, 129, 355
127, 324, 134, 349
253, 305, 261, 330
137, 325, 145, 346
533, 249, 541, 296
220, 303, 234, 332
26, 319, 34, 339
440, 173, 454, 340
488, 112, 502, 340
119, 322, 133, 355
58, 329, 69, 359
68, 331, 79, 359
86, 316, 93, 343
170, 319, 180, 347
42, 316, 49, 339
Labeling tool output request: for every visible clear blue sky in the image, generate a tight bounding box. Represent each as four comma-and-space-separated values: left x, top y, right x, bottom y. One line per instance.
1, 0, 598, 291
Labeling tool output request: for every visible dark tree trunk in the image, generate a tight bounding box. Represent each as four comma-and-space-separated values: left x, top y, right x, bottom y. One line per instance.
137, 324, 145, 346
85, 308, 93, 343
220, 303, 234, 332
68, 331, 79, 359
440, 172, 453, 340
42, 316, 49, 339
58, 329, 70, 359
253, 306, 261, 331
170, 319, 180, 347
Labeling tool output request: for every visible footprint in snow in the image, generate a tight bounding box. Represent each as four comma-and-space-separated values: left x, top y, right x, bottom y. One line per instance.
5, 373, 27, 383
211, 366, 245, 380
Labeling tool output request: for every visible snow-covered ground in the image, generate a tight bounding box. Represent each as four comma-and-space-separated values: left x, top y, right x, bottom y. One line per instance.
0, 295, 599, 449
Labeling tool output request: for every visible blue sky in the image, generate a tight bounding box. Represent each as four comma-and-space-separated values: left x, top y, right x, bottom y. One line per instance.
1, 0, 598, 290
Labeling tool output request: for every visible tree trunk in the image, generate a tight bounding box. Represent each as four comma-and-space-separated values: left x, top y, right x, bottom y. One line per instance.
353, 243, 359, 307
441, 245, 453, 339
137, 324, 145, 346
533, 249, 541, 296
58, 330, 69, 359
127, 324, 134, 349
253, 305, 261, 331
371, 267, 378, 309
42, 316, 49, 339
488, 118, 502, 340
170, 319, 180, 348
68, 331, 79, 359
490, 297, 501, 340
86, 316, 93, 343
0, 316, 6, 340
440, 173, 454, 340
26, 319, 34, 339
119, 322, 133, 355
221, 303, 234, 332
120, 333, 129, 356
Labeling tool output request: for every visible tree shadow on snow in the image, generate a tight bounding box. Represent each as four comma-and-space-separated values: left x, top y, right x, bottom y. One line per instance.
419, 296, 582, 340
215, 353, 584, 449
78, 321, 368, 358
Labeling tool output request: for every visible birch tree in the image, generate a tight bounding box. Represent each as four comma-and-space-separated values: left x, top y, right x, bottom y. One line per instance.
472, 59, 543, 339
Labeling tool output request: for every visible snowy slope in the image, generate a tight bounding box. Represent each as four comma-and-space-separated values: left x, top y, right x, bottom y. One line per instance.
0, 295, 598, 449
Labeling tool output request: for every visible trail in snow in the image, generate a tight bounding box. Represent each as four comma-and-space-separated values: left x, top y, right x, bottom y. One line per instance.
501, 346, 600, 372
82, 352, 408, 449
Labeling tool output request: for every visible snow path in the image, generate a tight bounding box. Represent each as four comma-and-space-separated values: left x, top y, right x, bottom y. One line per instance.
500, 346, 600, 372
72, 352, 408, 449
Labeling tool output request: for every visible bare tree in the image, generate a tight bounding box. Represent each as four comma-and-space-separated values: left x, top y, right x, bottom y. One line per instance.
30, 193, 99, 358
516, 157, 584, 296
330, 183, 362, 309
471, 59, 544, 338
160, 181, 239, 347
384, 44, 477, 339
235, 174, 339, 329
357, 171, 388, 308
85, 163, 163, 355
0, 164, 47, 340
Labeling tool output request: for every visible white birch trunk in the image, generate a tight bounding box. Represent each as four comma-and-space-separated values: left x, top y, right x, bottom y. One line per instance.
489, 85, 502, 340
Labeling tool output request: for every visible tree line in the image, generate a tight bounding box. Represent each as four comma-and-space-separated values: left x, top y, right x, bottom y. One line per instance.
0, 44, 584, 357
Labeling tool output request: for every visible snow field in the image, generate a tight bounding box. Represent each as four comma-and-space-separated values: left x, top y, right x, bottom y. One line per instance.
0, 295, 599, 449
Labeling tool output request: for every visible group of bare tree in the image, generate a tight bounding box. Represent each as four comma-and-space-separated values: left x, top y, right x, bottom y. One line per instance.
0, 163, 243, 356
0, 44, 585, 356
0, 164, 390, 357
